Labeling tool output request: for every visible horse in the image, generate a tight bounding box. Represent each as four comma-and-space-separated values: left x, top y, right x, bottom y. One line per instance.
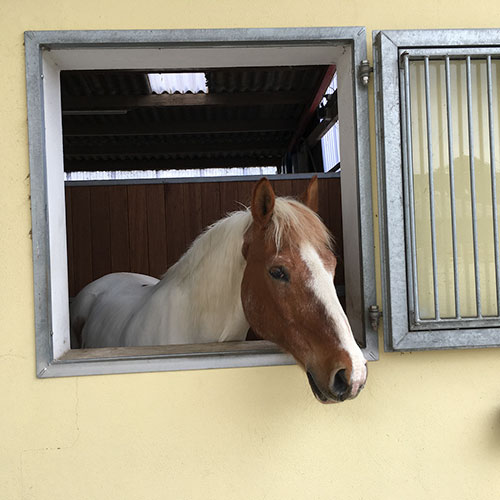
70, 177, 367, 403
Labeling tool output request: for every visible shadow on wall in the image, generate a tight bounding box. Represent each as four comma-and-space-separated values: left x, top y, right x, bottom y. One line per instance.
490, 407, 500, 451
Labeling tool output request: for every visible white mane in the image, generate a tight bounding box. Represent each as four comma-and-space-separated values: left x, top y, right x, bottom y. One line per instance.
158, 210, 253, 334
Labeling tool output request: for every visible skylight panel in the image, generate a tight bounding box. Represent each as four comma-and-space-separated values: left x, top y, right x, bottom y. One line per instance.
148, 72, 208, 94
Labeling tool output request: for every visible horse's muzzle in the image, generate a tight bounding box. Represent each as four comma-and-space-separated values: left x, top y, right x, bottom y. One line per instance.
306, 368, 366, 404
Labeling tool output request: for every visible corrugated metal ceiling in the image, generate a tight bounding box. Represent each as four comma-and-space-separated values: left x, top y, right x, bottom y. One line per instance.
61, 66, 332, 172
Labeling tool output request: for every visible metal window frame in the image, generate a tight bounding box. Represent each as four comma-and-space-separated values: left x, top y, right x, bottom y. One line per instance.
374, 29, 500, 351
401, 48, 500, 332
25, 27, 377, 378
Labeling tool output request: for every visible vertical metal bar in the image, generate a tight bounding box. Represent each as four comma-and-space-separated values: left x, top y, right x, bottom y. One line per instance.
466, 56, 482, 317
486, 55, 500, 316
403, 54, 421, 322
444, 56, 461, 319
424, 57, 440, 319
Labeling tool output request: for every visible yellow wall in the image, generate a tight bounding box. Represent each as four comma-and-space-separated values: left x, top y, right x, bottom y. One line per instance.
1, 1, 500, 499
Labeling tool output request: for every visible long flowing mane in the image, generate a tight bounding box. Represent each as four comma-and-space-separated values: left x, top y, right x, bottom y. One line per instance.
159, 210, 253, 321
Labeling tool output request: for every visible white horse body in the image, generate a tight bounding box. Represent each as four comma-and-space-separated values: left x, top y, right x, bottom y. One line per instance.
71, 210, 253, 347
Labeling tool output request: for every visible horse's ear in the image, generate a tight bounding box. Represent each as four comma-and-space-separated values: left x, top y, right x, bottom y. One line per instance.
251, 178, 275, 228
301, 175, 319, 213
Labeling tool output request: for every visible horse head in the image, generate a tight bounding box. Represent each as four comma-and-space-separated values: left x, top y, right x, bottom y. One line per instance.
241, 177, 367, 403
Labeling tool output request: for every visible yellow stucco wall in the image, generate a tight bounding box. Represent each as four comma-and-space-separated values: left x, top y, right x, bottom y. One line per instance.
1, 1, 500, 499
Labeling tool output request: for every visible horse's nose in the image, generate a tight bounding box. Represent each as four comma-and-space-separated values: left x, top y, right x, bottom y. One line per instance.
331, 368, 350, 401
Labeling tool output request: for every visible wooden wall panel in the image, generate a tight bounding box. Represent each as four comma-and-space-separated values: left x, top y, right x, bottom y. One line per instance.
127, 185, 149, 275
183, 182, 203, 250
201, 182, 221, 229
328, 179, 344, 285
273, 178, 292, 197
317, 175, 332, 230
66, 177, 343, 297
70, 186, 93, 294
65, 187, 75, 297
291, 178, 310, 204
236, 181, 254, 209
164, 183, 187, 268
90, 186, 111, 280
146, 184, 168, 278
109, 186, 130, 273
219, 181, 240, 215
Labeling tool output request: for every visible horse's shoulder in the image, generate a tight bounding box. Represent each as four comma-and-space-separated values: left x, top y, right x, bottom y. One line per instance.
99, 272, 158, 285
81, 272, 158, 292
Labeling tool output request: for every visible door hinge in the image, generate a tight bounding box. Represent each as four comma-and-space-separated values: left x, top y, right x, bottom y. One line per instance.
359, 60, 373, 86
368, 305, 383, 331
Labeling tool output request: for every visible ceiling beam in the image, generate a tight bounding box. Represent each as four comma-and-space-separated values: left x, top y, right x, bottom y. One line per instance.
306, 91, 338, 147
62, 91, 309, 112
62, 118, 296, 137
64, 141, 286, 157
286, 65, 336, 152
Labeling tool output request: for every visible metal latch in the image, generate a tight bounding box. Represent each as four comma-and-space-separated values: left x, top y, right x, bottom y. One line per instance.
359, 60, 373, 86
368, 305, 382, 331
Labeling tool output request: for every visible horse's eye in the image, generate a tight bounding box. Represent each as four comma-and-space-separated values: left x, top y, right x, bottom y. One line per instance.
269, 266, 289, 282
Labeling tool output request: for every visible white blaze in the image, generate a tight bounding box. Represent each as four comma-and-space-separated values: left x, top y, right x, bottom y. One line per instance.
300, 243, 367, 390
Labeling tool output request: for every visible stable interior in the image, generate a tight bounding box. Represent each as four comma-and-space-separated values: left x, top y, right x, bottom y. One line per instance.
61, 66, 345, 346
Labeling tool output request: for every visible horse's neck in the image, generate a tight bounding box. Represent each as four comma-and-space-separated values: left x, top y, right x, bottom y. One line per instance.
155, 210, 252, 342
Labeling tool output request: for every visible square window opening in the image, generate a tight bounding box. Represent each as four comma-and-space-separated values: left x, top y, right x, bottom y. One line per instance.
25, 28, 376, 377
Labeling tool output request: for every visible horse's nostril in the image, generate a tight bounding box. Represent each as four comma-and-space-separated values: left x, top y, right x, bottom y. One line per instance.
332, 368, 349, 398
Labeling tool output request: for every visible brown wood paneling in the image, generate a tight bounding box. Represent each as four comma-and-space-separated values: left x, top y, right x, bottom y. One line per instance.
90, 186, 111, 280
317, 176, 332, 230
236, 181, 254, 209
219, 180, 240, 215
127, 185, 149, 275
183, 182, 203, 249
164, 182, 186, 268
273, 178, 293, 198
65, 187, 75, 297
67, 177, 344, 297
109, 185, 130, 273
291, 178, 310, 204
201, 182, 222, 229
71, 186, 93, 293
327, 178, 344, 285
146, 184, 168, 278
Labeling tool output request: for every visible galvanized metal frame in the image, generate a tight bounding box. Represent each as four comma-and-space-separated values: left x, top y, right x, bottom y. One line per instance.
65, 171, 341, 187
374, 29, 500, 351
25, 27, 377, 378
401, 46, 500, 331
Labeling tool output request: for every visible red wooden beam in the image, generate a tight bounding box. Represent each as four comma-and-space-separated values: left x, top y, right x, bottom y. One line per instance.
287, 65, 336, 153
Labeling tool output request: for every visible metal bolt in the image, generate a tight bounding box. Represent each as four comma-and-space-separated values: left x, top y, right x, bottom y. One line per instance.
359, 60, 373, 87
